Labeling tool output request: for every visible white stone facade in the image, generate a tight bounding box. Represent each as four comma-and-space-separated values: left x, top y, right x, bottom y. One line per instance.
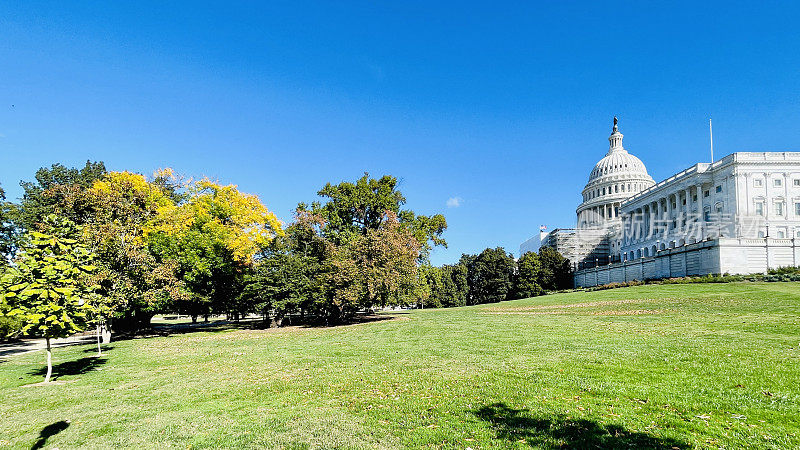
617, 152, 800, 261
575, 151, 800, 287
524, 118, 800, 285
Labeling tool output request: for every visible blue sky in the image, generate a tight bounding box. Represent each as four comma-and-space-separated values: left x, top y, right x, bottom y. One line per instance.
1, 1, 799, 265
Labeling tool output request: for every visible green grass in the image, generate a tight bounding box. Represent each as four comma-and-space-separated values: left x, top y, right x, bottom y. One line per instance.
1, 282, 799, 449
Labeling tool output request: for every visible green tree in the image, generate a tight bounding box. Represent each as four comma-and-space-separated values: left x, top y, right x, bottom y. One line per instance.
302, 173, 447, 259
242, 211, 332, 325
281, 174, 446, 322
330, 211, 421, 321
464, 247, 516, 304
538, 247, 573, 291
16, 161, 106, 231
0, 215, 99, 382
424, 264, 469, 308
513, 251, 543, 299
442, 263, 469, 307
420, 265, 442, 308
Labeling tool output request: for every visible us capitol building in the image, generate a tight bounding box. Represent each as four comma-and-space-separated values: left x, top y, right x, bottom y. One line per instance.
524, 118, 800, 287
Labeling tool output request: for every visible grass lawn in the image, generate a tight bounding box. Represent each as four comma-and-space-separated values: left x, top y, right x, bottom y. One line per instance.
1, 282, 799, 449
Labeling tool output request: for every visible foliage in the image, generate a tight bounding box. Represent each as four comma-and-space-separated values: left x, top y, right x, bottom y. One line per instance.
513, 251, 543, 299
147, 178, 283, 319
301, 173, 447, 260
330, 211, 421, 318
16, 161, 106, 231
0, 215, 98, 340
537, 246, 573, 291
461, 247, 516, 304
241, 212, 332, 323
85, 171, 188, 329
425, 263, 469, 308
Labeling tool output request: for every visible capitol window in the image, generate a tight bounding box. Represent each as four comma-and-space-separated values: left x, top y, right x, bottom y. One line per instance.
754, 179, 763, 187
773, 201, 784, 216
795, 202, 800, 216
794, 179, 800, 187
755, 202, 764, 216
777, 229, 786, 238
715, 202, 723, 214
774, 178, 782, 187
704, 190, 710, 197
715, 185, 722, 193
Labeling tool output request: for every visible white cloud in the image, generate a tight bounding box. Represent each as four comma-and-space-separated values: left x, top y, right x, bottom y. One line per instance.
446, 196, 463, 208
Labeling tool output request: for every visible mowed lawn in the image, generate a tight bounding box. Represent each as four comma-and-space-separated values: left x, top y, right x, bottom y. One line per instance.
1, 283, 799, 449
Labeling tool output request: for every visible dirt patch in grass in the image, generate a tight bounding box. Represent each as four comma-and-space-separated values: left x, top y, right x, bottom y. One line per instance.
21, 380, 76, 388
483, 309, 665, 316
590, 309, 665, 316
485, 298, 670, 312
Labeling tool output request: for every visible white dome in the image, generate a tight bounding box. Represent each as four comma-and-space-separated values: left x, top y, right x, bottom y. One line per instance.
576, 118, 655, 229
588, 149, 650, 184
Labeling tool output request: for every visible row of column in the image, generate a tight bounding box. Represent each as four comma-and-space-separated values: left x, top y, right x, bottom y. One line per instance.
623, 184, 707, 247
578, 202, 621, 226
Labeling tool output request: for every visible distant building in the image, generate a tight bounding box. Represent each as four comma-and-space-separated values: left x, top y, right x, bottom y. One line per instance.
522, 118, 800, 287
519, 225, 547, 256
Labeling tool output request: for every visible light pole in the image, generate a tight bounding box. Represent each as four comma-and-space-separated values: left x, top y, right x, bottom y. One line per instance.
765, 221, 770, 272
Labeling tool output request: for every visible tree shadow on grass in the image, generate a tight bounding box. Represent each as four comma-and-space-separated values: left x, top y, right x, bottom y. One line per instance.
28, 357, 107, 380
31, 420, 69, 450
82, 345, 115, 354
114, 313, 403, 341
473, 402, 687, 449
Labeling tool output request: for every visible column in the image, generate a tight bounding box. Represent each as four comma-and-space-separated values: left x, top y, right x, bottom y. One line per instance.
684, 187, 691, 234
666, 193, 673, 245
696, 183, 704, 239
650, 201, 657, 237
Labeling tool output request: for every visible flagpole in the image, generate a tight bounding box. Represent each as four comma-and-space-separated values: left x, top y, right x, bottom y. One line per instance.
709, 118, 714, 163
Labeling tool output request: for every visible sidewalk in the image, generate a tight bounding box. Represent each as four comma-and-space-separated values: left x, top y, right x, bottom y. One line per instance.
0, 334, 97, 358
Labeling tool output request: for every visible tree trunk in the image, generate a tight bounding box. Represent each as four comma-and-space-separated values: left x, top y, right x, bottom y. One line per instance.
96, 323, 102, 357
44, 338, 53, 383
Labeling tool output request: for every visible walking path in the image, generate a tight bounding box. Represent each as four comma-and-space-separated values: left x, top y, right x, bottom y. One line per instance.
0, 334, 96, 358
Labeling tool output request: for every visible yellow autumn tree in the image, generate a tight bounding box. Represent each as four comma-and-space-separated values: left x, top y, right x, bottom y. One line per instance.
85, 170, 188, 330
146, 178, 283, 320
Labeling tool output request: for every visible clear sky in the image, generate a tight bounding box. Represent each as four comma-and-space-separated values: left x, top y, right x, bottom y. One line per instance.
1, 1, 799, 265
